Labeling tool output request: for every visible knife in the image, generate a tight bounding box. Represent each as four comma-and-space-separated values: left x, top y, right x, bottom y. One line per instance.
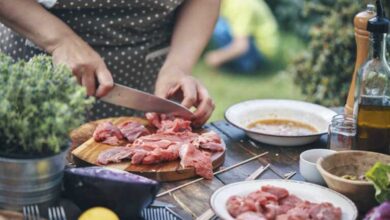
100, 83, 194, 118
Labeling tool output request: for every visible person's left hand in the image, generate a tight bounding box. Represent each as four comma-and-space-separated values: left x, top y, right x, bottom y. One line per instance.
155, 66, 215, 127
205, 51, 223, 68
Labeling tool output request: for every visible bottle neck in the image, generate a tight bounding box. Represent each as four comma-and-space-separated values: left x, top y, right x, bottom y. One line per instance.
370, 33, 387, 60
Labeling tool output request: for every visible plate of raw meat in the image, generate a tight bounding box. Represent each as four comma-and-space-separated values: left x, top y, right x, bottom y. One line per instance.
210, 179, 358, 220
71, 113, 226, 182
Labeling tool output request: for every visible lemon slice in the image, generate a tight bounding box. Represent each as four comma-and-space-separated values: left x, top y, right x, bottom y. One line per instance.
78, 207, 119, 220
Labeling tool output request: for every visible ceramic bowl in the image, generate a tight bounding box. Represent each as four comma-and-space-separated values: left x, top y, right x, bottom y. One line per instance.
317, 150, 390, 212
225, 99, 336, 146
299, 149, 335, 185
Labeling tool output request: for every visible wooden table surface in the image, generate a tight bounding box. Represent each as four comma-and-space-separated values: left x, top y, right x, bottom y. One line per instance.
158, 120, 328, 220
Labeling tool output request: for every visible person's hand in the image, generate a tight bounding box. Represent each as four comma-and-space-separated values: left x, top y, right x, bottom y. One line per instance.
51, 37, 114, 97
155, 66, 215, 127
205, 51, 223, 68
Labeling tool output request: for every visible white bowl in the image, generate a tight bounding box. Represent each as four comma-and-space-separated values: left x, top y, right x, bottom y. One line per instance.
225, 99, 337, 146
299, 149, 335, 185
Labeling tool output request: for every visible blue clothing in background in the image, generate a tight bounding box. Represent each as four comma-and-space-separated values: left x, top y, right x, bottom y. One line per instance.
210, 18, 264, 73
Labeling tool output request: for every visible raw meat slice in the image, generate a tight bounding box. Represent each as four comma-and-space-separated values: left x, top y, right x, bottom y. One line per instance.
281, 201, 314, 219
118, 121, 149, 142
97, 147, 133, 165
131, 150, 148, 165
146, 113, 192, 133
195, 131, 224, 152
236, 211, 267, 220
308, 202, 341, 220
261, 185, 289, 200
227, 196, 254, 218
179, 144, 213, 179
93, 122, 124, 145
279, 195, 303, 213
142, 144, 180, 164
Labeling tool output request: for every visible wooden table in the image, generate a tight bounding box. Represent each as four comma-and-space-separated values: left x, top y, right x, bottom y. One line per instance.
158, 120, 328, 220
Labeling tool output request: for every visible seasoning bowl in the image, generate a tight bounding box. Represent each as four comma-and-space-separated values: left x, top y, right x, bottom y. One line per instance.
299, 149, 335, 185
317, 150, 390, 212
225, 99, 336, 146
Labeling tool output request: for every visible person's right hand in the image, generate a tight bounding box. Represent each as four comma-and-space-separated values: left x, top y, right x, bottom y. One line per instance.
51, 37, 114, 97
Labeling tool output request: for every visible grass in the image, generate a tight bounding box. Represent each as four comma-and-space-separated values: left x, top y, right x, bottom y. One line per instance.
194, 32, 306, 122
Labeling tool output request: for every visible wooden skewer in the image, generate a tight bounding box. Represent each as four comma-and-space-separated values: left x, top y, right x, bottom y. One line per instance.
156, 151, 269, 198
196, 163, 271, 220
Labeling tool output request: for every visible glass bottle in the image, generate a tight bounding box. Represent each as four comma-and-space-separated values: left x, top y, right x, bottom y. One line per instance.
354, 0, 390, 154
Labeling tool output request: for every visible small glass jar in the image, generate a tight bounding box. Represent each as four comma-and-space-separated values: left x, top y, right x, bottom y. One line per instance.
328, 114, 357, 151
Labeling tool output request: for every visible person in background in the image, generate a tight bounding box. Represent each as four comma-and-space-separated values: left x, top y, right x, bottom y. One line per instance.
0, 0, 220, 126
205, 0, 279, 73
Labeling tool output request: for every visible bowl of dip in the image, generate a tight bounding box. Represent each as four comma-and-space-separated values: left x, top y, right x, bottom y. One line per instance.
225, 99, 337, 146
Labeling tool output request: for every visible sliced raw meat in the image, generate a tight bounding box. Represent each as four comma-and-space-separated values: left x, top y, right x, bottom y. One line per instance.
308, 202, 341, 220
196, 131, 224, 152
279, 195, 303, 213
236, 212, 267, 220
146, 113, 192, 133
145, 113, 161, 128
97, 147, 133, 165
142, 144, 180, 164
93, 122, 124, 145
227, 196, 254, 218
131, 149, 148, 165
179, 144, 213, 179
281, 201, 314, 219
118, 121, 149, 142
261, 185, 289, 200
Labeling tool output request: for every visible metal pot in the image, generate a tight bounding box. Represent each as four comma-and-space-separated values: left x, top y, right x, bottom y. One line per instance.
0, 148, 68, 210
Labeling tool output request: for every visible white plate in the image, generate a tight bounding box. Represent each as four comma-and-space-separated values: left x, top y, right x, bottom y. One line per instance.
225, 99, 337, 146
210, 179, 358, 220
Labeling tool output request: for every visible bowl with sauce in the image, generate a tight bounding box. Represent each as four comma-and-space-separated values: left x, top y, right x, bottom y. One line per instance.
225, 99, 337, 146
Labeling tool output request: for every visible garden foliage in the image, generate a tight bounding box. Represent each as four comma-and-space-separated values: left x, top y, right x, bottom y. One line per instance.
282, 0, 390, 106
0, 53, 94, 157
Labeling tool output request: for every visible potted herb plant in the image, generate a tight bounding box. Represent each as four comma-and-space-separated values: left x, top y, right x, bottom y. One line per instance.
0, 53, 93, 210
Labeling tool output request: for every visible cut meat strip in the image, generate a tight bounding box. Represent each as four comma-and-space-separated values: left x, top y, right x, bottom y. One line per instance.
93, 122, 124, 145
279, 195, 303, 213
146, 113, 192, 133
142, 144, 180, 164
308, 202, 342, 220
118, 121, 149, 142
97, 146, 133, 165
179, 144, 213, 179
196, 131, 224, 152
261, 185, 289, 200
236, 212, 267, 220
227, 196, 254, 218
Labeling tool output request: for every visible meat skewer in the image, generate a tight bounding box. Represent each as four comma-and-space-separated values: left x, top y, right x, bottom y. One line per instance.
156, 151, 269, 198
196, 163, 271, 220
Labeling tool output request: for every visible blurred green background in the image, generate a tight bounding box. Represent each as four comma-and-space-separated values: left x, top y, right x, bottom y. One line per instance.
197, 0, 390, 122
195, 32, 305, 121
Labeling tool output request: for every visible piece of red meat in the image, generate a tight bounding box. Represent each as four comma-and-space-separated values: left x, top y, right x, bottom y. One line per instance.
245, 190, 278, 212
142, 144, 180, 164
146, 113, 192, 133
226, 196, 254, 218
93, 122, 124, 145
279, 195, 303, 214
145, 112, 161, 128
179, 143, 213, 179
277, 201, 314, 220
308, 202, 341, 220
97, 146, 133, 165
236, 211, 267, 220
195, 131, 224, 152
131, 149, 148, 165
118, 121, 149, 142
261, 185, 289, 200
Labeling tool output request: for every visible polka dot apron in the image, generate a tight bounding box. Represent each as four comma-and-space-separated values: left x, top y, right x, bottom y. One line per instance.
0, 0, 184, 120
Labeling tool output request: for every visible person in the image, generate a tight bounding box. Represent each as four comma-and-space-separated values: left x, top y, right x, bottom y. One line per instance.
205, 0, 279, 73
0, 0, 219, 127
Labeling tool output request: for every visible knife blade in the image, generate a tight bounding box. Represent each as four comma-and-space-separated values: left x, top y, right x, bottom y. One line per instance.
100, 83, 194, 118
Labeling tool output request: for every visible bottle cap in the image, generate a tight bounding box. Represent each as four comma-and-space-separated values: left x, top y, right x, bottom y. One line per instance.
367, 0, 390, 33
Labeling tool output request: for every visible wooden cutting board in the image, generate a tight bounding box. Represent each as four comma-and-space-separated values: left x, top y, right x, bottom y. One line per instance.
71, 117, 225, 182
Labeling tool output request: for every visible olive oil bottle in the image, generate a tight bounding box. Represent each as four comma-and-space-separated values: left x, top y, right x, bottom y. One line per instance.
354, 0, 390, 154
